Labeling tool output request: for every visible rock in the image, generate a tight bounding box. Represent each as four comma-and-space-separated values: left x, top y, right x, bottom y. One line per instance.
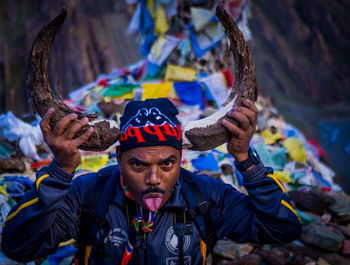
296, 245, 322, 260
326, 224, 345, 237
236, 243, 254, 257
255, 250, 288, 265
213, 240, 253, 260
321, 213, 332, 224
213, 240, 240, 260
320, 253, 350, 265
341, 239, 350, 255
339, 225, 350, 239
304, 258, 316, 265
300, 224, 344, 251
317, 258, 331, 265
270, 247, 290, 260
333, 215, 350, 225
206, 254, 213, 265
329, 193, 350, 216
226, 254, 261, 265
288, 190, 335, 214
277, 245, 304, 265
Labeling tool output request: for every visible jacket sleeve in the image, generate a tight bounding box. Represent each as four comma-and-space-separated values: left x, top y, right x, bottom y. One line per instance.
1, 160, 92, 263
208, 162, 301, 244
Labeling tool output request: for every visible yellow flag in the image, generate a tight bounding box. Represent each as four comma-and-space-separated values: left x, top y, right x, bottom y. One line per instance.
182, 163, 192, 171
283, 137, 306, 163
261, 129, 283, 144
76, 154, 109, 172
273, 171, 292, 183
147, 0, 156, 17
142, 82, 173, 100
167, 85, 180, 100
165, 64, 197, 82
154, 5, 169, 35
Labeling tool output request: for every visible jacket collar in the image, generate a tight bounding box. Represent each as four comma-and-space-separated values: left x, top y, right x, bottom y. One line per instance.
112, 166, 185, 211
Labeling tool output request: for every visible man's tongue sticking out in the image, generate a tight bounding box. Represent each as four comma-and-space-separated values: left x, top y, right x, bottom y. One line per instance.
143, 195, 163, 212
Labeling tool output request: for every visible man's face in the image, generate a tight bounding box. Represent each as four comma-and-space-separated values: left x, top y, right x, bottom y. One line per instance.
117, 145, 181, 211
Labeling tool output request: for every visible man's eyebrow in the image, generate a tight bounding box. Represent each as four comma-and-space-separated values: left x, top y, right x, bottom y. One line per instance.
127, 157, 146, 165
127, 155, 177, 165
161, 155, 177, 163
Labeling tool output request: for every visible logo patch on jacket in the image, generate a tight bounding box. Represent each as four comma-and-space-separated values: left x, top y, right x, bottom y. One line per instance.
104, 227, 128, 247
165, 225, 191, 255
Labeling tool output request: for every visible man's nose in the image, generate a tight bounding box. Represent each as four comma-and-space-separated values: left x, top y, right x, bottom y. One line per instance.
146, 165, 160, 186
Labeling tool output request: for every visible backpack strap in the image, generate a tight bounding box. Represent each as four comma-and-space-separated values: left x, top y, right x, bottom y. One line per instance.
76, 165, 119, 264
173, 210, 192, 265
179, 168, 217, 252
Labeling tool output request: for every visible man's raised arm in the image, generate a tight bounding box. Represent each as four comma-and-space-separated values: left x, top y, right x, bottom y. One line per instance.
2, 109, 94, 262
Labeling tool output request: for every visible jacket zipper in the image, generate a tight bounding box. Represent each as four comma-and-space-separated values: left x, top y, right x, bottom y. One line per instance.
143, 233, 147, 265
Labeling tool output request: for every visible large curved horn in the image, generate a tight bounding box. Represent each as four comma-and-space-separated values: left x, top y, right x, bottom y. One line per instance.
26, 8, 120, 151
182, 4, 258, 150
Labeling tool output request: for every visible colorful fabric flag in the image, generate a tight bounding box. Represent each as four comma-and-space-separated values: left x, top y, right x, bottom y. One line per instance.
283, 137, 307, 163
101, 84, 139, 97
165, 64, 197, 82
199, 72, 230, 106
192, 152, 220, 171
173, 81, 204, 109
154, 5, 169, 34
147, 36, 180, 66
142, 82, 173, 100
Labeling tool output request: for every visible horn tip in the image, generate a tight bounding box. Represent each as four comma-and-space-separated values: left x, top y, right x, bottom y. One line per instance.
60, 6, 67, 18
215, 2, 225, 15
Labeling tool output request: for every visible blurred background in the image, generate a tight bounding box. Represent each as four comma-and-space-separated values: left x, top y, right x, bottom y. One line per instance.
1, 1, 350, 264
1, 0, 349, 190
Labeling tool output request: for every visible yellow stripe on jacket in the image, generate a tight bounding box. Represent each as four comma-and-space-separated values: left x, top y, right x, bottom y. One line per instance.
281, 200, 301, 222
4, 197, 39, 226
266, 174, 285, 194
36, 174, 50, 190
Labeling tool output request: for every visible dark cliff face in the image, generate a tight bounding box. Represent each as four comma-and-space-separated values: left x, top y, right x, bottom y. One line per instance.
0, 0, 142, 115
249, 0, 350, 138
1, 0, 349, 133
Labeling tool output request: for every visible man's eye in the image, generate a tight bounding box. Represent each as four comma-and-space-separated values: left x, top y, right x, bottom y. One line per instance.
163, 161, 173, 167
131, 161, 143, 168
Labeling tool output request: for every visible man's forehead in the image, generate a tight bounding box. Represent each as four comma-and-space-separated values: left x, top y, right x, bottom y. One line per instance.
122, 146, 180, 160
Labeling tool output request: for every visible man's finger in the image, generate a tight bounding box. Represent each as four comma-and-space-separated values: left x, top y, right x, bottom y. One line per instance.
243, 99, 258, 119
73, 127, 94, 146
40, 108, 55, 138
62, 117, 89, 140
230, 106, 256, 126
227, 110, 250, 130
222, 119, 241, 137
52, 113, 78, 137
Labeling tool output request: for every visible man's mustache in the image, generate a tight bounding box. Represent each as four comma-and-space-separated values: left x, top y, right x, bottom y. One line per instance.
142, 187, 165, 196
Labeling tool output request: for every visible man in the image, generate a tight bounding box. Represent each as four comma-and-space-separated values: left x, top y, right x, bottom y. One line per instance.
2, 98, 301, 265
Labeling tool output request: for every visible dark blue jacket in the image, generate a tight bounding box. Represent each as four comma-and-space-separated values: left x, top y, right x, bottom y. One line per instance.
2, 160, 301, 264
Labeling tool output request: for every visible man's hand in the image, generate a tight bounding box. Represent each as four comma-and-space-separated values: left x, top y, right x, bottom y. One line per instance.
40, 108, 94, 174
222, 99, 258, 162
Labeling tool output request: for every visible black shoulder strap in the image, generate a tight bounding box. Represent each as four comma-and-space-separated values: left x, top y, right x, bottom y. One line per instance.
173, 210, 192, 265
76, 165, 119, 263
179, 168, 217, 252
